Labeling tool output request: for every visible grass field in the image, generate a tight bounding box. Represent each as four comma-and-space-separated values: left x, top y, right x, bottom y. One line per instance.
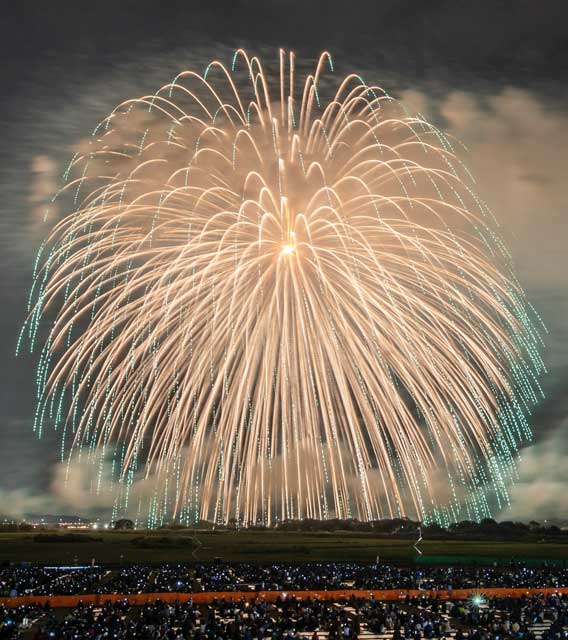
0, 530, 566, 565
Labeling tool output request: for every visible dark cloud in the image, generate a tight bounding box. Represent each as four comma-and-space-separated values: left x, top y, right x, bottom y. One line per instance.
2, 2, 568, 92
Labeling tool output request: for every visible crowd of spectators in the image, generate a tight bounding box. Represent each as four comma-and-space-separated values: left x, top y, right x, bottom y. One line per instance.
186, 564, 568, 594
0, 592, 565, 640
0, 602, 46, 639
2, 563, 568, 598
92, 565, 150, 595
453, 592, 568, 640
0, 566, 105, 597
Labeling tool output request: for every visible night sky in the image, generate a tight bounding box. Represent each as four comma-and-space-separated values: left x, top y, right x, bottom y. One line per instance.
1, 1, 567, 521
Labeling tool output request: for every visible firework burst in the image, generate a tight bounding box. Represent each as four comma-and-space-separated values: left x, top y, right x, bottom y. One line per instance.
20, 50, 545, 526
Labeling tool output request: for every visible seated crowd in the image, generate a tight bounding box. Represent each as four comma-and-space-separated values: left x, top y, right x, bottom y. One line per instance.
2, 563, 567, 598
0, 592, 566, 640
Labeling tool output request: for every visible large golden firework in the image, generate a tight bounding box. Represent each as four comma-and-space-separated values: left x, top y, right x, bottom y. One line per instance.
21, 51, 544, 526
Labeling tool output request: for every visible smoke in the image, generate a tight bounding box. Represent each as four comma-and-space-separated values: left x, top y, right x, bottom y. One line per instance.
502, 424, 568, 520
1, 454, 156, 520
0, 488, 58, 518
423, 86, 568, 521
29, 155, 58, 223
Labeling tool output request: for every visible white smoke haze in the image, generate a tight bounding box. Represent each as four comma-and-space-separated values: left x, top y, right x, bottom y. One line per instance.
0, 488, 59, 518
29, 155, 58, 221
407, 86, 568, 521
0, 442, 469, 522
502, 424, 568, 520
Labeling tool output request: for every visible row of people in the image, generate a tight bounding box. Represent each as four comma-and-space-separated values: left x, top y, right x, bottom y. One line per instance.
2, 563, 567, 598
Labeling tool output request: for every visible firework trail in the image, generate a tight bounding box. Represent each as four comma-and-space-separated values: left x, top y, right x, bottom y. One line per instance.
20, 50, 545, 526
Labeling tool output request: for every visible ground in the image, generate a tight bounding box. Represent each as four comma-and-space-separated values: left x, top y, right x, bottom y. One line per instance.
0, 530, 567, 565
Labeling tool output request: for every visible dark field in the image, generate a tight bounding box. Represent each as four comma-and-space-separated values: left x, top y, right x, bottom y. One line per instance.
0, 530, 567, 565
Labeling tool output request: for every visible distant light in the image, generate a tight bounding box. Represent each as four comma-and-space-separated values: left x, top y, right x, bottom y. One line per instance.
471, 594, 485, 607
45, 566, 99, 570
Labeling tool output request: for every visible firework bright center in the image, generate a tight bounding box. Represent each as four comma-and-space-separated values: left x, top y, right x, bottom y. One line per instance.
280, 243, 295, 257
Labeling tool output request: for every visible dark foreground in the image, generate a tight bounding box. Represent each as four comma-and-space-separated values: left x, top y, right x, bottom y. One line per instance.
0, 530, 567, 565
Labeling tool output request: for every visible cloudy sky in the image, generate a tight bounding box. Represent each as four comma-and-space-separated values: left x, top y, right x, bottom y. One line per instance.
0, 1, 566, 521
